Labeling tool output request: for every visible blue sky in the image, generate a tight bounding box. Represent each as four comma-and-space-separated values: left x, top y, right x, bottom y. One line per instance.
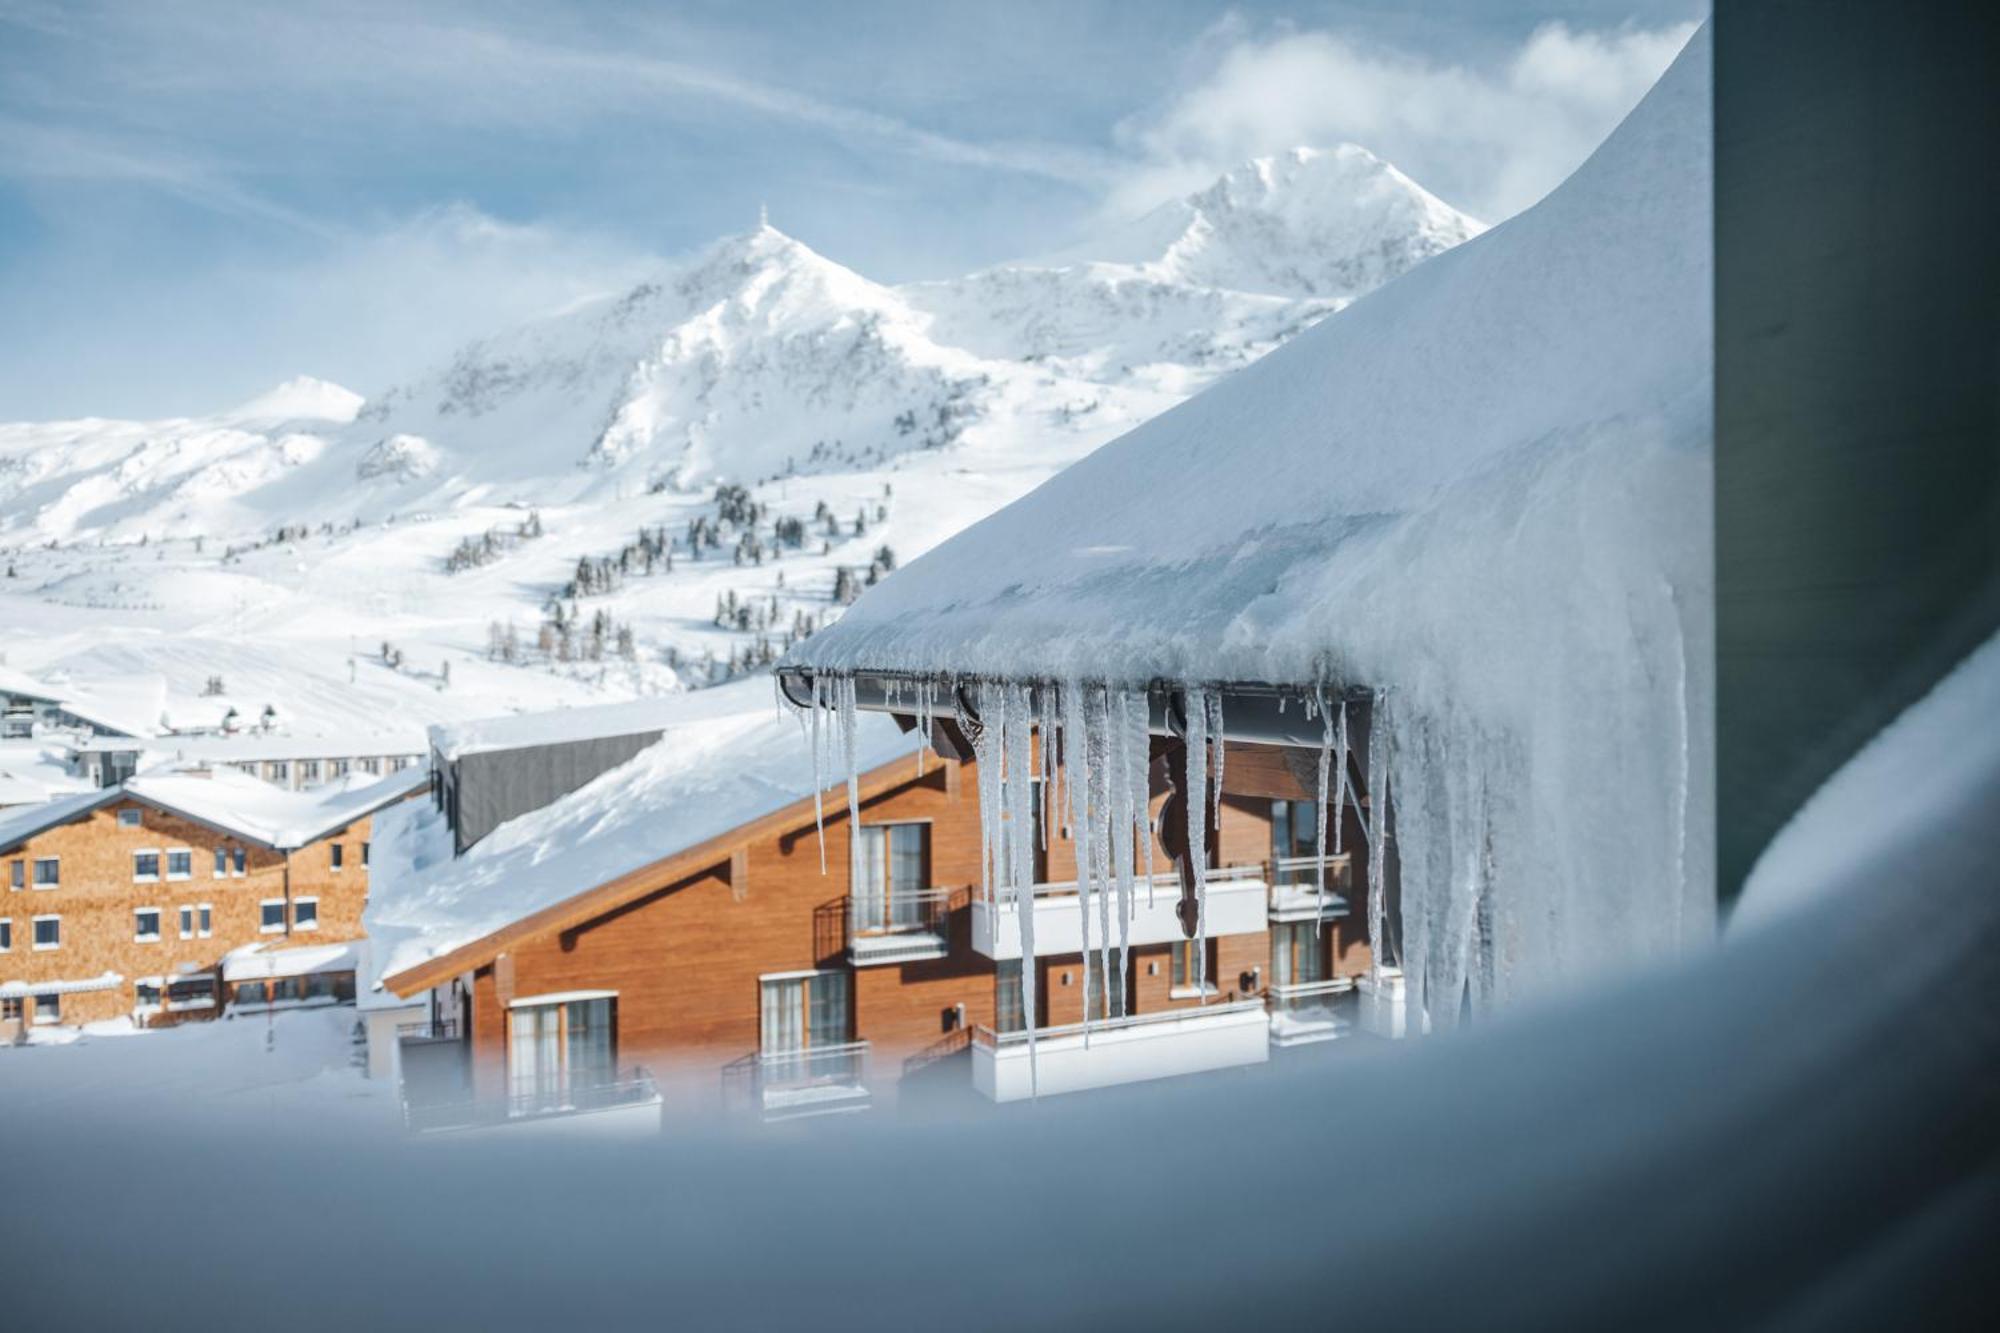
0, 0, 1701, 419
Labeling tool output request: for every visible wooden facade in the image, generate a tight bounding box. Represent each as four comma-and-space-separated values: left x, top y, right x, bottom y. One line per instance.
391, 743, 1378, 1116
1, 793, 391, 1028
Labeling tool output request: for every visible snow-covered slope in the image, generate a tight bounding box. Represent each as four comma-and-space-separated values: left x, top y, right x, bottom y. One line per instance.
0, 144, 1482, 735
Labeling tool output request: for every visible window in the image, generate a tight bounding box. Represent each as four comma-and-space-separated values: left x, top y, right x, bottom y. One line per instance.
179, 905, 195, 939
332, 758, 350, 777
8, 859, 20, 890
995, 960, 1025, 1033
1, 996, 19, 1021
198, 904, 212, 937
134, 908, 162, 942
237, 980, 269, 1006
214, 847, 229, 876
273, 977, 302, 1002
1170, 939, 1218, 997
293, 897, 319, 930
1085, 950, 1127, 1021
330, 843, 344, 871
361, 841, 371, 867
33, 992, 59, 1024
259, 900, 286, 933
232, 847, 247, 875
0, 917, 10, 952
266, 761, 290, 783
853, 823, 930, 932
166, 976, 216, 1011
135, 980, 162, 1008
1271, 920, 1329, 988
303, 972, 336, 1001
133, 850, 160, 882
31, 915, 59, 950
32, 857, 58, 888
507, 995, 618, 1110
300, 759, 321, 782
759, 971, 850, 1055
360, 757, 380, 775
118, 807, 142, 828
166, 849, 192, 880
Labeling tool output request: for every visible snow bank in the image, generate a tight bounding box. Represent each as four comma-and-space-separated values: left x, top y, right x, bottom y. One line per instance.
368, 676, 911, 985
789, 29, 1713, 1013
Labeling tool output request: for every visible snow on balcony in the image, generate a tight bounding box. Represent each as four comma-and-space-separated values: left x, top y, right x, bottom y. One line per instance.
972, 865, 1266, 960
971, 1000, 1269, 1102
1266, 855, 1354, 923
1266, 977, 1355, 1047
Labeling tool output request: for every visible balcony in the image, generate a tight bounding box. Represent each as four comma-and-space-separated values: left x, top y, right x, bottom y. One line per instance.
972, 865, 1266, 960
1267, 854, 1355, 922
1265, 977, 1356, 1047
723, 1041, 873, 1121
970, 1000, 1269, 1102
402, 1068, 661, 1133
845, 889, 953, 966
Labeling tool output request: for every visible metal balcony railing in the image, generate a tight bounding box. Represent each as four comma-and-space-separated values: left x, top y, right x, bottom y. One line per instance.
971, 998, 1268, 1049
402, 1066, 659, 1132
1265, 977, 1356, 1047
846, 889, 953, 964
975, 862, 1261, 905
723, 1041, 873, 1119
396, 1018, 462, 1043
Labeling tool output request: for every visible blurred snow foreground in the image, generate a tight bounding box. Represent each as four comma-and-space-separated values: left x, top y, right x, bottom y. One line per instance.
7, 636, 1994, 1329
785, 25, 1715, 1021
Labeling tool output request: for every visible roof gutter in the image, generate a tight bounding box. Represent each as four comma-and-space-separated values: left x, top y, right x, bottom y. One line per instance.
774, 667, 1369, 749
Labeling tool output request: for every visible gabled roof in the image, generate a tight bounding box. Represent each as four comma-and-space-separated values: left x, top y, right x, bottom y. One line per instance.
371, 676, 921, 995
0, 665, 64, 704
0, 765, 428, 855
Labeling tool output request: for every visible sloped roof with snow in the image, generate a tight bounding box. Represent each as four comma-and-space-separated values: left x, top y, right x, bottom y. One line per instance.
369, 675, 914, 989
0, 664, 64, 702
221, 939, 361, 982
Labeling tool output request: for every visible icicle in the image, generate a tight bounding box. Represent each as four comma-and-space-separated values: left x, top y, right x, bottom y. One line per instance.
1315, 687, 1333, 928
838, 674, 861, 850
1140, 689, 1158, 908
1183, 684, 1209, 996
1060, 680, 1094, 1038
1333, 700, 1349, 858
1206, 690, 1225, 848
1110, 688, 1138, 1017
1003, 682, 1039, 1094
1091, 687, 1113, 1025
1366, 693, 1390, 982
810, 675, 827, 874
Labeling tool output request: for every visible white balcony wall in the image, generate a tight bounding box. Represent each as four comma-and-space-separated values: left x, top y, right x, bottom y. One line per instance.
973, 872, 1267, 960
972, 1001, 1269, 1102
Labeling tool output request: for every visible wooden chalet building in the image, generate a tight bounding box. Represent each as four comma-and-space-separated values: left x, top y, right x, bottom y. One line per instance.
0, 764, 425, 1034
369, 678, 1374, 1126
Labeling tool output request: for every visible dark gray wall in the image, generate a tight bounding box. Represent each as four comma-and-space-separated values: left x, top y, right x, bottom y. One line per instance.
1715, 0, 2000, 902
450, 730, 665, 853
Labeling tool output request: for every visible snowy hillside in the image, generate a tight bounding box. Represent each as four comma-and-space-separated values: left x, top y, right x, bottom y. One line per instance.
0, 147, 1482, 735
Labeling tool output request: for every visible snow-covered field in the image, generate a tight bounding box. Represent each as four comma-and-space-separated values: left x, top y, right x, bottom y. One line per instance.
0, 1004, 397, 1128
0, 149, 1480, 737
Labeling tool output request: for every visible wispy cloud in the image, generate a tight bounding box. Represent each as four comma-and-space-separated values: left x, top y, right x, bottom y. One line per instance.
1108, 19, 1699, 223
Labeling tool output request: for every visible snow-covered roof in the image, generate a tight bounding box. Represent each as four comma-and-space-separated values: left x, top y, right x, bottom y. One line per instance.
0, 764, 424, 854
221, 940, 360, 982
110, 732, 428, 763
429, 690, 745, 761
125, 764, 429, 850
370, 675, 914, 990
0, 664, 64, 703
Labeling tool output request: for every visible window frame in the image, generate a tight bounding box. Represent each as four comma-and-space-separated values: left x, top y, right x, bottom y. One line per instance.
133, 907, 163, 943
32, 992, 59, 1024
31, 856, 58, 889
132, 849, 162, 883
134, 979, 162, 1010
165, 848, 193, 881
330, 842, 344, 872
0, 916, 11, 952
259, 899, 287, 934
117, 807, 142, 829
1169, 938, 1219, 999
293, 896, 319, 931
198, 903, 213, 938
31, 913, 60, 951
7, 858, 20, 890
179, 905, 196, 940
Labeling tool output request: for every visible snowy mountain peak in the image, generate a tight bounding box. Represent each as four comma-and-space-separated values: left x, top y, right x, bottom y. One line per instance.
229, 375, 364, 425
1042, 144, 1486, 301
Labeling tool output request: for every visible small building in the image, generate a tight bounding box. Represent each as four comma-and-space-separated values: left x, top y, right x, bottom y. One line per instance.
369, 678, 1353, 1127
0, 667, 65, 740
0, 765, 425, 1029
429, 697, 702, 854
72, 733, 429, 792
